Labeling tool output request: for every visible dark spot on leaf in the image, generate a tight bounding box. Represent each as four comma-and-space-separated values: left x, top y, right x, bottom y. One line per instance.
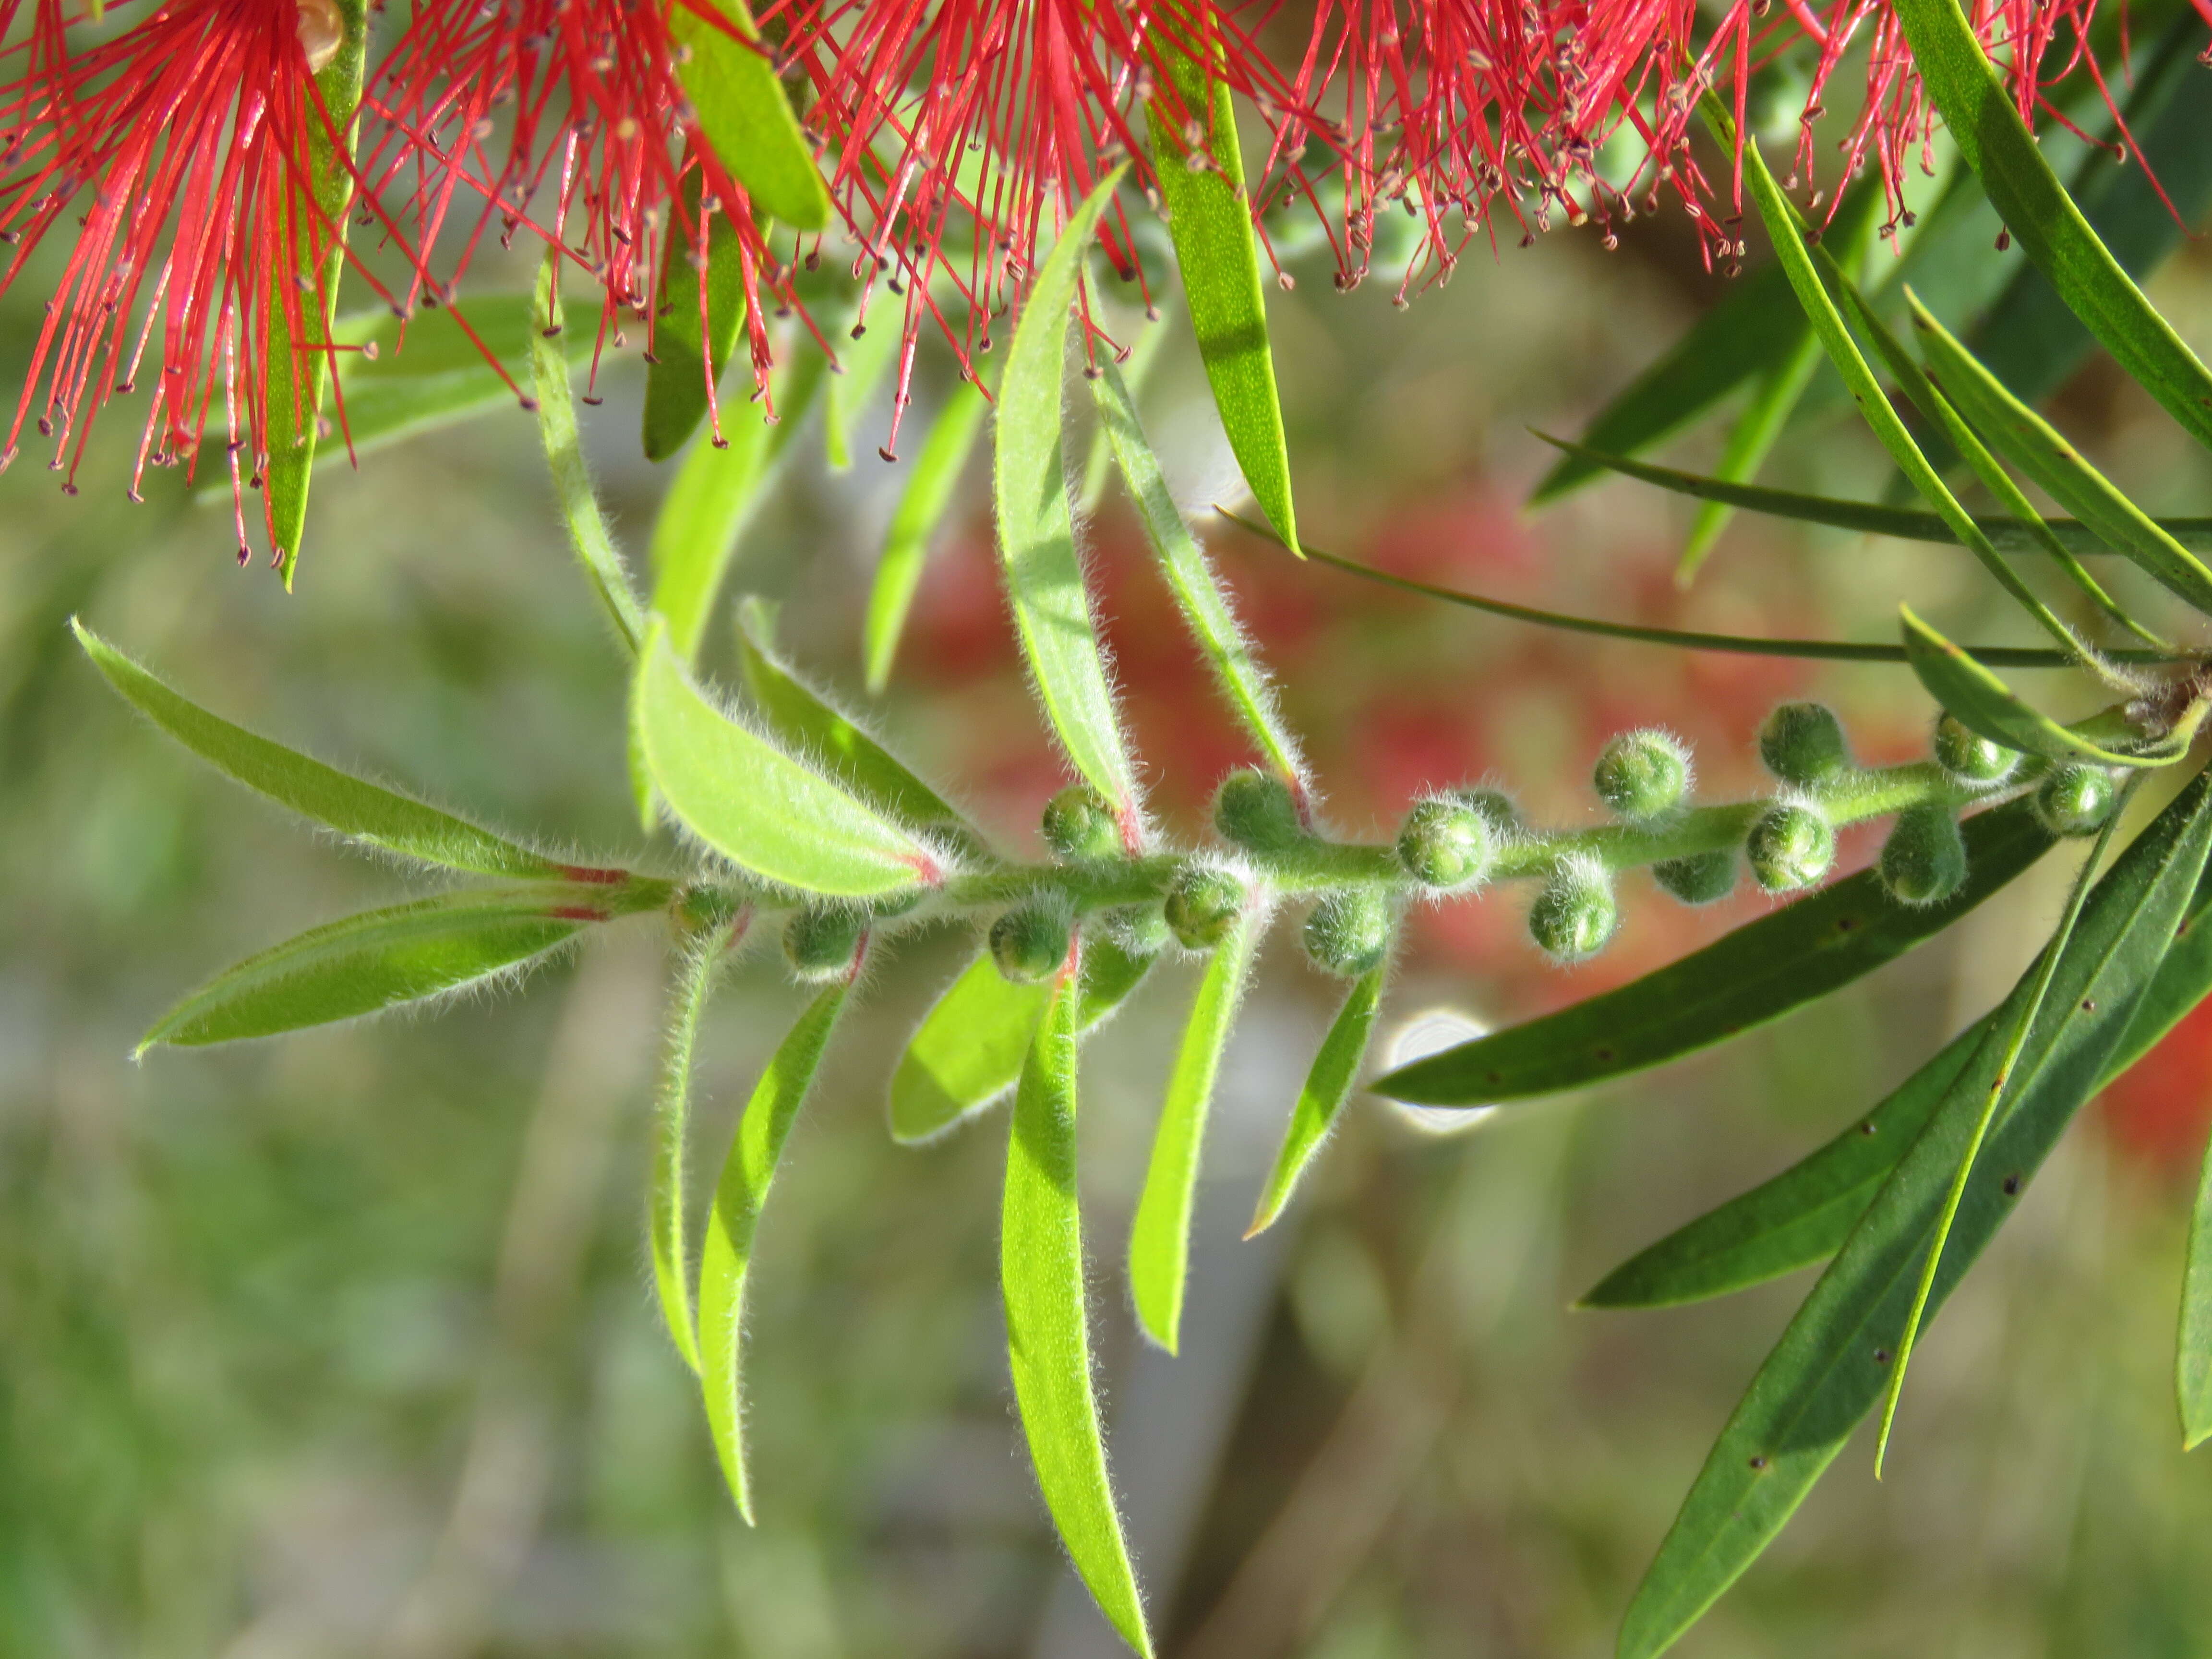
1860, 1120, 1878, 1136
2080, 998, 2095, 1013
2002, 1174, 2021, 1196
1594, 1046, 1617, 1063
1875, 1348, 1891, 1365
1836, 915, 1859, 933
1748, 1455, 1767, 1470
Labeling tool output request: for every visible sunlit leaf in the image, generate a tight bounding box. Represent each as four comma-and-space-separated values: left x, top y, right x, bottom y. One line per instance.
1249, 967, 1383, 1237
670, 0, 830, 231
865, 378, 989, 694
1899, 606, 2170, 767
643, 167, 749, 463
824, 311, 902, 470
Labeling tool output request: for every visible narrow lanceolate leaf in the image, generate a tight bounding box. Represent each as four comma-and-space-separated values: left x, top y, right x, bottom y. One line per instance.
1899, 607, 2170, 768
1130, 914, 1258, 1351
670, 0, 830, 231
635, 624, 946, 897
643, 167, 749, 463
1909, 297, 2212, 616
866, 379, 989, 694
1002, 965, 1153, 1656
890, 938, 1156, 1143
1091, 356, 1307, 791
75, 621, 570, 880
263, 0, 366, 589
651, 925, 744, 1374
1888, 0, 2212, 454
1619, 771, 2212, 1659
2184, 1138, 2212, 1449
1147, 48, 1297, 556
534, 251, 647, 657
1249, 968, 1383, 1238
699, 975, 851, 1522
994, 168, 1143, 836
1378, 799, 2052, 1106
140, 887, 613, 1051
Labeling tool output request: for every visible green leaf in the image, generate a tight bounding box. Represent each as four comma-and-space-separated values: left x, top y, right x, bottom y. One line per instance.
1130, 913, 1258, 1351
824, 311, 903, 470
1676, 328, 1825, 584
1091, 355, 1307, 791
2185, 1134, 2212, 1450
669, 0, 830, 232
889, 937, 1156, 1143
650, 926, 741, 1374
648, 345, 829, 666
699, 975, 851, 1521
1080, 314, 1170, 513
643, 167, 750, 463
534, 250, 647, 658
1248, 967, 1383, 1237
1899, 606, 2168, 767
994, 168, 1144, 833
74, 620, 572, 880
865, 378, 989, 693
1618, 769, 2212, 1659
1377, 798, 2053, 1106
1909, 296, 2212, 615
1887, 0, 2212, 454
1002, 965, 1153, 1656
140, 887, 605, 1051
634, 623, 947, 897
735, 601, 979, 849
1146, 49, 1298, 555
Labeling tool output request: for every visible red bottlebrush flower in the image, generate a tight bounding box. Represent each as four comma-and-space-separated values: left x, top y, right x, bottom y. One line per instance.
0, 0, 373, 555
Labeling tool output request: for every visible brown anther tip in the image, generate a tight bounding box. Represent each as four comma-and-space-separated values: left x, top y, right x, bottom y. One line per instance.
878, 447, 898, 463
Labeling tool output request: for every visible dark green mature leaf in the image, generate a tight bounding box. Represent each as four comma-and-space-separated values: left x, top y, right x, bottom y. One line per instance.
1888, 0, 2212, 454
635, 623, 947, 898
75, 621, 573, 880
699, 976, 851, 1521
1249, 967, 1384, 1237
643, 169, 749, 463
1148, 48, 1298, 556
1130, 914, 1258, 1351
140, 888, 606, 1051
2186, 1142, 2212, 1449
890, 938, 1156, 1143
1899, 606, 2168, 767
866, 378, 990, 693
670, 0, 830, 231
651, 927, 742, 1375
1619, 769, 2212, 1659
1003, 966, 1153, 1656
1376, 799, 2052, 1106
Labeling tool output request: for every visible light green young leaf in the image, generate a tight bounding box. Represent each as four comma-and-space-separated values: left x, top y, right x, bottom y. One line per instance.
1899, 606, 2168, 767
890, 938, 1156, 1143
533, 251, 647, 658
1091, 355, 1307, 792
1003, 966, 1153, 1656
866, 378, 990, 693
699, 975, 851, 1521
670, 0, 830, 231
994, 168, 1144, 836
635, 624, 947, 897
1249, 966, 1383, 1237
1130, 913, 1259, 1351
643, 169, 750, 463
1146, 47, 1298, 555
825, 313, 903, 470
1081, 315, 1169, 513
140, 887, 612, 1051
75, 620, 573, 880
1888, 0, 2212, 454
2185, 1138, 2212, 1449
650, 922, 745, 1374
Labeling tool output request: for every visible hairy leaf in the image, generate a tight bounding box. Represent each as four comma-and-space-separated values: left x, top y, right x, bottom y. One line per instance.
866, 378, 989, 693
1899, 606, 2168, 767
670, 0, 830, 231
1249, 967, 1383, 1237
651, 928, 740, 1374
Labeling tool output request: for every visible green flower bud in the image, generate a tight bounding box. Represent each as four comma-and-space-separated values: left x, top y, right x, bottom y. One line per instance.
1758, 702, 1851, 787
784, 904, 865, 980
1395, 796, 1495, 890
1041, 784, 1122, 861
1302, 889, 1393, 977
1932, 713, 2019, 787
1529, 855, 1619, 963
1593, 728, 1692, 821
1449, 785, 1523, 837
990, 899, 1073, 983
1164, 865, 1248, 950
1214, 767, 1306, 855
1652, 848, 1737, 906
2036, 765, 2119, 838
1879, 803, 1968, 907
1747, 802, 1837, 892
1103, 903, 1172, 959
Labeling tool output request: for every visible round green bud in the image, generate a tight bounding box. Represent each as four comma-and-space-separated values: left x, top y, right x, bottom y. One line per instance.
1041, 784, 1122, 861
1747, 802, 1837, 892
1758, 702, 1851, 788
1878, 803, 1968, 907
1529, 856, 1619, 963
1100, 903, 1171, 960
1302, 889, 1393, 977
989, 900, 1073, 983
783, 904, 864, 980
1214, 767, 1305, 855
1652, 847, 1737, 906
1164, 865, 1248, 950
2036, 765, 2119, 838
1932, 713, 2019, 787
1449, 785, 1523, 837
1593, 729, 1692, 821
1395, 796, 1495, 890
